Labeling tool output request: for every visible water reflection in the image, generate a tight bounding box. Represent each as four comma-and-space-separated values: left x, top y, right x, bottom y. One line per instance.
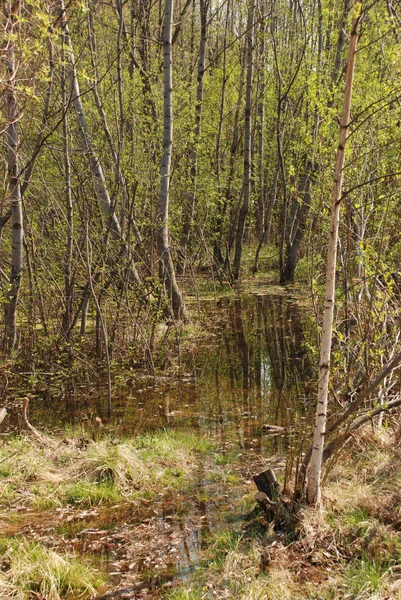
28, 294, 317, 452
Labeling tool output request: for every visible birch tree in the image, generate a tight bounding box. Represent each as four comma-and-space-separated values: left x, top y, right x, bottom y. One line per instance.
181, 0, 209, 266
56, 0, 141, 286
233, 0, 255, 280
158, 0, 187, 320
3, 0, 23, 353
306, 1, 363, 506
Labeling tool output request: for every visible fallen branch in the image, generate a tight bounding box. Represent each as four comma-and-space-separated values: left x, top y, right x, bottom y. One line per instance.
22, 397, 53, 447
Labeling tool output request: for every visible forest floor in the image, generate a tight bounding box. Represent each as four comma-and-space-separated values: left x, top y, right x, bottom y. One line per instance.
0, 419, 400, 599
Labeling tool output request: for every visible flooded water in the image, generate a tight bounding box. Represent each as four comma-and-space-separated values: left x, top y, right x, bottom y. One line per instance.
6, 292, 319, 598
28, 293, 318, 450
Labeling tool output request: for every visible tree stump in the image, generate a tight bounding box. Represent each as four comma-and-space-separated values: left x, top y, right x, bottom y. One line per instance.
253, 468, 281, 500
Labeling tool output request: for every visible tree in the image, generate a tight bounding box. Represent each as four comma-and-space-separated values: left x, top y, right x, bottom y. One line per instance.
233, 0, 255, 280
306, 0, 362, 506
56, 0, 142, 286
3, 0, 24, 354
158, 0, 187, 320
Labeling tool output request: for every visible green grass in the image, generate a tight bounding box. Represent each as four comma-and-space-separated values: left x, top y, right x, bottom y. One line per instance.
63, 481, 121, 507
344, 557, 388, 597
163, 588, 203, 600
0, 429, 217, 511
0, 537, 106, 599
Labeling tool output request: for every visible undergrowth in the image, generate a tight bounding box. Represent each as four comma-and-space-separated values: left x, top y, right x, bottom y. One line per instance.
0, 429, 214, 510
164, 429, 401, 599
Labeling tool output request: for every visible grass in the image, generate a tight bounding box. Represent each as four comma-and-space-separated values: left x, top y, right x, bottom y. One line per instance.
0, 427, 220, 599
161, 428, 401, 600
62, 481, 121, 507
2, 426, 401, 599
0, 537, 106, 599
0, 428, 216, 511
344, 557, 388, 597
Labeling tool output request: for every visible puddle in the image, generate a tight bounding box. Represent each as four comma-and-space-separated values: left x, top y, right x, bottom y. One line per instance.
25, 294, 317, 446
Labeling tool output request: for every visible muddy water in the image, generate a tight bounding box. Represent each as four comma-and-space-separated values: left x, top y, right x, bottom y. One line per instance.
13, 293, 318, 598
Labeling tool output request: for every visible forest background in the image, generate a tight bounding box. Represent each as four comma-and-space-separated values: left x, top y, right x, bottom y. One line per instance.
1, 0, 401, 498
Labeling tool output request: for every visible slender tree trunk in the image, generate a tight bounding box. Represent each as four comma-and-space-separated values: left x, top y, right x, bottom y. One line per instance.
332, 0, 353, 88
56, 0, 141, 286
4, 0, 23, 354
256, 6, 266, 236
61, 51, 74, 337
233, 1, 254, 280
282, 0, 322, 284
283, 160, 317, 283
253, 165, 279, 272
158, 0, 187, 320
87, 4, 143, 250
214, 42, 245, 267
181, 0, 208, 265
306, 2, 362, 506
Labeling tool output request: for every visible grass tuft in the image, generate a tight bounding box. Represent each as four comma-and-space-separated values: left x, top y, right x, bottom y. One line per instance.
0, 537, 105, 599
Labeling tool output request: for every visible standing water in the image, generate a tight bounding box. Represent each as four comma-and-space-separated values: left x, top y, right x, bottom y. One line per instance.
7, 292, 318, 598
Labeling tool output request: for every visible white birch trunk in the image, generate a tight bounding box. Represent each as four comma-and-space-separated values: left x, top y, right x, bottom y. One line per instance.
306, 2, 362, 505
233, 1, 254, 280
158, 0, 187, 320
4, 0, 23, 353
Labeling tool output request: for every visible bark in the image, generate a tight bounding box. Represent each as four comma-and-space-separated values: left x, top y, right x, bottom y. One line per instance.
56, 0, 141, 286
256, 7, 266, 236
214, 0, 230, 204
306, 2, 362, 506
181, 0, 208, 264
158, 0, 187, 321
4, 0, 24, 354
233, 1, 254, 280
87, 5, 143, 250
331, 0, 353, 88
283, 160, 317, 283
214, 43, 245, 267
253, 165, 279, 273
61, 50, 74, 337
282, 0, 322, 285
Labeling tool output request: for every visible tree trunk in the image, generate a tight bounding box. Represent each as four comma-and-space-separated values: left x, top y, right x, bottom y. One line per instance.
306, 2, 362, 506
181, 0, 208, 265
214, 42, 245, 268
56, 0, 141, 286
158, 0, 187, 321
61, 50, 74, 338
256, 5, 266, 237
233, 1, 254, 280
283, 160, 317, 283
4, 0, 23, 354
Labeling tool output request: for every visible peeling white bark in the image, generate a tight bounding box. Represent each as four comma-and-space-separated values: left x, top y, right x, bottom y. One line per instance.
4, 0, 23, 353
307, 1, 362, 506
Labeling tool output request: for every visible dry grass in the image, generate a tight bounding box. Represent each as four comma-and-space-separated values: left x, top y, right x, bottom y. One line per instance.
0, 429, 213, 511
0, 538, 105, 599
165, 429, 401, 599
